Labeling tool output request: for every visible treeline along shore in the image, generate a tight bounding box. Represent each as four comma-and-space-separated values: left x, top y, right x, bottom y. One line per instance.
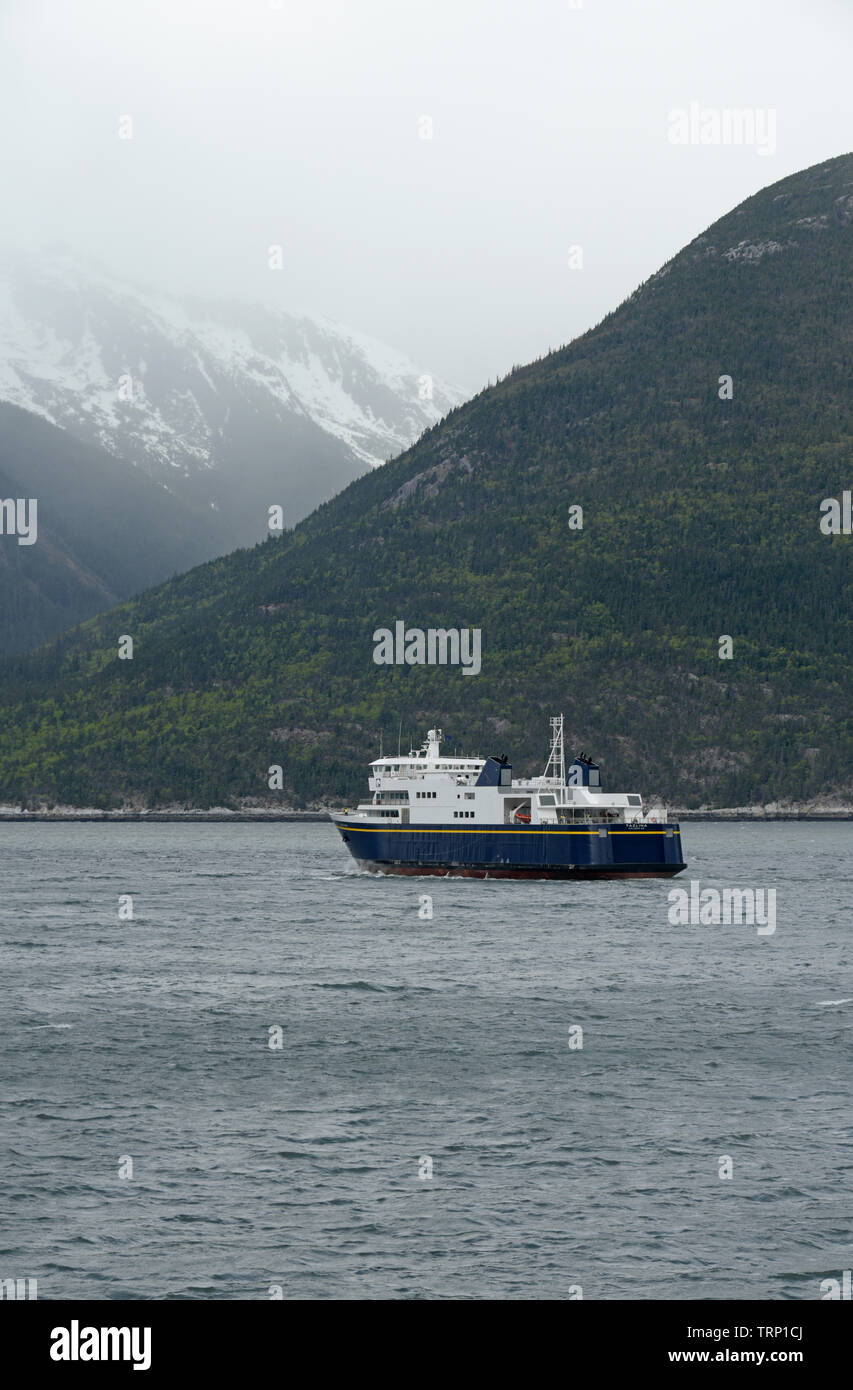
0, 809, 850, 822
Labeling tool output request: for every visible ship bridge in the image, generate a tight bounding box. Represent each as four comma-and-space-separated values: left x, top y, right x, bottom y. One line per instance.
369, 728, 485, 791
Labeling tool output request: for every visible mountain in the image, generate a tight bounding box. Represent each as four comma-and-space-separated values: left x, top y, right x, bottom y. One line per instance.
0, 403, 220, 654
0, 252, 464, 549
0, 253, 464, 653
0, 154, 851, 809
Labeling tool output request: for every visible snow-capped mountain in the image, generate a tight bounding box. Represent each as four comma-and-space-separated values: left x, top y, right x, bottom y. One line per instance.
0, 251, 465, 547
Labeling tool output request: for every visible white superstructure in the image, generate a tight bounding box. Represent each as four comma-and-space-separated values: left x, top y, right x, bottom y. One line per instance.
338, 717, 666, 827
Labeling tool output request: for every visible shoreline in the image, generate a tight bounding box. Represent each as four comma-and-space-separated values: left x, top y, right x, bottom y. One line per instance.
0, 809, 850, 823
0, 810, 330, 822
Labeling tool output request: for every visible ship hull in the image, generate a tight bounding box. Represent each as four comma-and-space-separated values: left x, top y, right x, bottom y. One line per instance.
332, 821, 686, 879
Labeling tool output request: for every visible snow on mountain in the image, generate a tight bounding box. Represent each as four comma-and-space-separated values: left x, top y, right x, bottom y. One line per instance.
0, 251, 465, 544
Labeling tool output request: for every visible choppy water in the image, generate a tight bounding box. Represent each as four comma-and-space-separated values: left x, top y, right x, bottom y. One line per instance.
1, 821, 851, 1300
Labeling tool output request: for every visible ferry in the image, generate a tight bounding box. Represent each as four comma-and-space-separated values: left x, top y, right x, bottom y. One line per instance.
331, 717, 686, 879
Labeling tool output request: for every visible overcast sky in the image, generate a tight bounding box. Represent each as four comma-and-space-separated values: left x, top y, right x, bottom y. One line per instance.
0, 0, 850, 391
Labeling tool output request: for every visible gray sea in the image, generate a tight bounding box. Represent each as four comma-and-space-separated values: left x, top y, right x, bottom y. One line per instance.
1, 821, 851, 1301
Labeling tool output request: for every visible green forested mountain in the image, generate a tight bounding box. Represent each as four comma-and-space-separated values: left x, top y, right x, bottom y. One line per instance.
1, 154, 851, 809
0, 404, 219, 654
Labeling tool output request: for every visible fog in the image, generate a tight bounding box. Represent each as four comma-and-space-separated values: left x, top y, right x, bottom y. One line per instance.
0, 0, 850, 390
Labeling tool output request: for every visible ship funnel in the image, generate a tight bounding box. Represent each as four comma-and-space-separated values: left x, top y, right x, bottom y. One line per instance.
567, 753, 601, 788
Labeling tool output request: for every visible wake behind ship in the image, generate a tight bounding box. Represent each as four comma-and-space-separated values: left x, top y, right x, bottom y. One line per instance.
331, 717, 686, 879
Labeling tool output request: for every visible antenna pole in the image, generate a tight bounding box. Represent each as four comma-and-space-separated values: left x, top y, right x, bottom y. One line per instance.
542, 714, 565, 784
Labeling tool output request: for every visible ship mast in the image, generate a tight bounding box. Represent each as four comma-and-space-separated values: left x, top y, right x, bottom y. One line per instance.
541, 714, 565, 785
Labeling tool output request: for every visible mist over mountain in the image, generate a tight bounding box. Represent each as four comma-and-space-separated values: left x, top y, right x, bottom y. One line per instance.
0, 154, 851, 809
0, 252, 464, 650
0, 255, 463, 511
0, 403, 224, 653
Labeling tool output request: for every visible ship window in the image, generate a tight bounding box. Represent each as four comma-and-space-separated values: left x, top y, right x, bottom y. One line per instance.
464, 793, 474, 800
627, 795, 641, 806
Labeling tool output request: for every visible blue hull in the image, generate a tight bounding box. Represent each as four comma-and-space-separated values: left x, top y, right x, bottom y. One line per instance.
332, 820, 686, 878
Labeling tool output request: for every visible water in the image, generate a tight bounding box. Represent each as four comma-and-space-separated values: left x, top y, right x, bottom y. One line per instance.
1, 821, 851, 1300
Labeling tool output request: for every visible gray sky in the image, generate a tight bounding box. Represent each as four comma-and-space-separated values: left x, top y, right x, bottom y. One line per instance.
1, 0, 850, 391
